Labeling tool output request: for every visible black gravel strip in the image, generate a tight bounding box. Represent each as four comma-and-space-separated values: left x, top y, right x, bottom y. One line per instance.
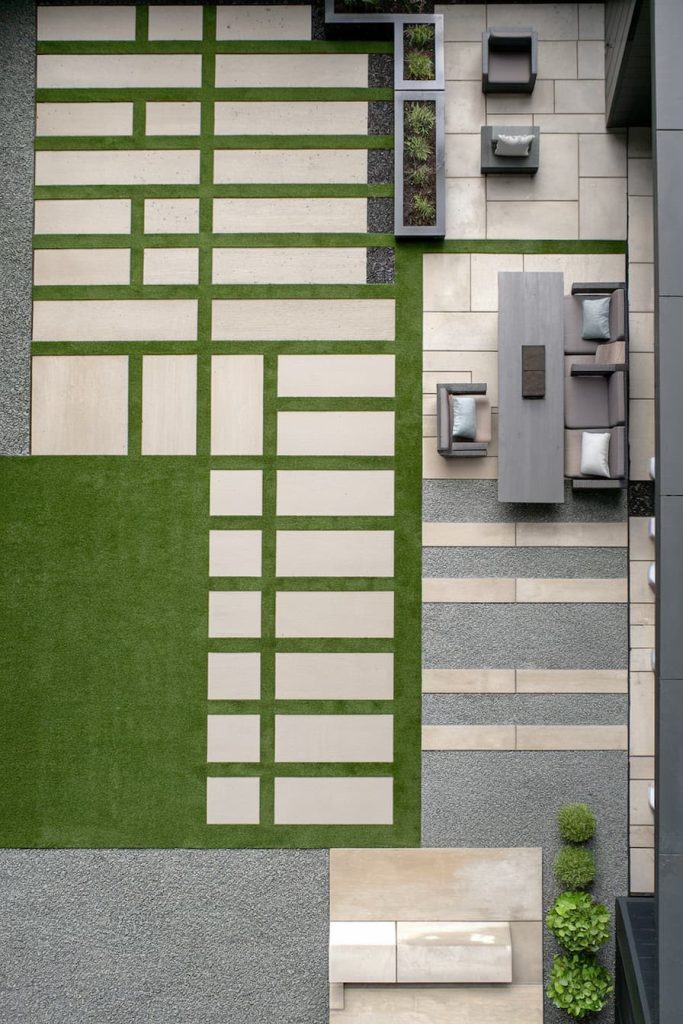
368, 52, 393, 89
366, 247, 395, 283
423, 480, 628, 522
422, 545, 628, 579
367, 147, 393, 184
310, 0, 327, 39
368, 100, 394, 135
423, 692, 628, 726
629, 481, 655, 517
367, 196, 393, 233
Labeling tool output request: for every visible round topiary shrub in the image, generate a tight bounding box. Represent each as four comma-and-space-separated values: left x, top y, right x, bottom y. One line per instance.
558, 802, 596, 843
546, 891, 610, 953
546, 953, 612, 1019
554, 845, 596, 888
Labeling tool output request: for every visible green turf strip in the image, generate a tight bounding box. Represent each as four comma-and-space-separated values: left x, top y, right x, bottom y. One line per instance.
37, 41, 393, 56
35, 137, 393, 151
36, 87, 393, 103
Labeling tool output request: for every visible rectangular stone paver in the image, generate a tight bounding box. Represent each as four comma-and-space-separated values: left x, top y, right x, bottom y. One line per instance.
423, 725, 515, 750
209, 530, 262, 577
516, 578, 627, 602
144, 198, 199, 234
34, 198, 131, 235
274, 777, 393, 825
148, 5, 204, 40
276, 591, 394, 638
278, 355, 394, 397
143, 248, 199, 285
213, 248, 367, 285
422, 578, 516, 603
278, 411, 394, 456
36, 102, 133, 136
214, 101, 367, 136
275, 714, 393, 763
215, 53, 367, 88
141, 354, 197, 455
37, 5, 136, 40
208, 591, 262, 638
213, 148, 366, 185
276, 530, 394, 577
517, 726, 628, 750
210, 469, 263, 517
37, 54, 202, 89
216, 5, 311, 40
206, 777, 260, 825
422, 669, 516, 693
33, 248, 130, 287
488, 3, 578, 40
208, 652, 261, 700
35, 150, 200, 186
275, 652, 393, 700
207, 714, 260, 762
146, 102, 201, 136
487, 201, 578, 240
33, 300, 197, 342
334, 984, 542, 1023
516, 522, 628, 546
422, 523, 515, 546
276, 470, 394, 517
517, 670, 628, 693
213, 197, 367, 234
213, 299, 394, 342
211, 355, 263, 456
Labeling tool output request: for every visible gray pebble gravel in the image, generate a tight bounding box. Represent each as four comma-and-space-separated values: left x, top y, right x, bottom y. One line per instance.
366, 246, 395, 283
423, 480, 628, 522
422, 545, 628, 578
423, 692, 628, 726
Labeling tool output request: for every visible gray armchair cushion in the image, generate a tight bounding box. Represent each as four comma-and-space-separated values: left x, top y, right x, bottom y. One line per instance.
564, 374, 610, 429
488, 50, 532, 85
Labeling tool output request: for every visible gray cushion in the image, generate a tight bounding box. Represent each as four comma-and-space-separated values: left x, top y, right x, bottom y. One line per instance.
488, 50, 532, 84
494, 133, 534, 157
607, 371, 626, 426
452, 395, 477, 439
564, 374, 610, 429
582, 296, 611, 340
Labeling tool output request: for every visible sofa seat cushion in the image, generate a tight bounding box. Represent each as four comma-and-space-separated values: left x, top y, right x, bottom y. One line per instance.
474, 395, 492, 442
565, 374, 609, 429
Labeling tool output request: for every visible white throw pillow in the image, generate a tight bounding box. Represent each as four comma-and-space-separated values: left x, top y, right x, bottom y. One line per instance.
451, 395, 477, 440
494, 133, 534, 157
580, 431, 611, 478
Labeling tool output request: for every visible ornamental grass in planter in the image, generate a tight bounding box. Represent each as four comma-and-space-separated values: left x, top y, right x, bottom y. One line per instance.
404, 22, 435, 80
403, 100, 437, 226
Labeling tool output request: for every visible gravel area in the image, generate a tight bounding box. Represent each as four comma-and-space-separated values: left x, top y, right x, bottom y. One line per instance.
423, 480, 628, 522
422, 545, 628, 578
367, 196, 393, 233
367, 147, 393, 184
368, 100, 393, 135
423, 692, 628, 726
368, 52, 393, 89
366, 246, 395, 283
628, 481, 655, 517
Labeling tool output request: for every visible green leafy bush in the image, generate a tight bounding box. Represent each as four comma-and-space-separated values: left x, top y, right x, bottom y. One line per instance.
404, 134, 432, 162
405, 103, 436, 136
554, 845, 596, 889
558, 802, 596, 843
546, 891, 610, 953
411, 195, 436, 224
405, 23, 434, 48
546, 954, 612, 1019
407, 51, 435, 80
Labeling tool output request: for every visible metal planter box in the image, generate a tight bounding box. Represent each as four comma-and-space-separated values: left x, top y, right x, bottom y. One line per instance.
394, 90, 445, 239
393, 15, 445, 92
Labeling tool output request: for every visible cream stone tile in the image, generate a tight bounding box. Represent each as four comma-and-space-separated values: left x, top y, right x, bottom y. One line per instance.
33, 299, 197, 342
516, 577, 627, 602
631, 624, 654, 649
207, 714, 260, 762
631, 603, 655, 626
522, 252, 625, 291
631, 649, 654, 671
423, 578, 516, 603
630, 780, 655, 825
487, 201, 578, 240
538, 41, 577, 79
334, 983, 544, 1023
423, 443, 498, 479
445, 81, 486, 133
630, 672, 655, 756
276, 591, 393, 638
330, 921, 396, 985
213, 247, 366, 285
423, 254, 471, 312
214, 100, 368, 136
37, 5, 135, 40
555, 79, 605, 114
628, 313, 654, 352
423, 725, 516, 750
210, 470, 263, 517
275, 777, 393, 825
422, 669, 515, 693
516, 522, 627, 546
276, 530, 393, 577
532, 113, 606, 133
141, 355, 196, 456
630, 515, 654, 559
470, 253, 524, 311
214, 148, 366, 185
36, 102, 133, 137
33, 248, 130, 287
445, 133, 485, 177
437, 4, 485, 41
206, 777, 259, 825
148, 5, 203, 39
580, 4, 604, 40
215, 53, 366, 88
630, 756, 655, 779
485, 112, 534, 128
34, 198, 131, 235
37, 54, 202, 89
628, 158, 653, 195
143, 248, 199, 285
578, 41, 604, 78
579, 133, 627, 177
209, 530, 262, 577
276, 470, 394, 517
35, 149, 199, 186
145, 102, 201, 136
208, 652, 260, 700
445, 41, 481, 80
396, 921, 512, 984
276, 652, 393, 701
489, 4, 578, 40
629, 128, 652, 158
423, 311, 498, 350
486, 80, 554, 114
422, 522, 516, 546
278, 355, 394, 397
144, 198, 199, 234
628, 196, 654, 263
630, 849, 655, 894
630, 352, 655, 400
517, 669, 628, 693
510, 922, 543, 985
275, 714, 393, 762
211, 355, 263, 456
630, 825, 654, 848
580, 178, 627, 238
208, 591, 261, 638
278, 411, 394, 456
31, 355, 128, 456
628, 263, 654, 312
422, 367, 473, 392
217, 5, 310, 39
486, 135, 578, 201
630, 399, 655, 481
445, 179, 486, 238
517, 725, 628, 750
213, 197, 367, 234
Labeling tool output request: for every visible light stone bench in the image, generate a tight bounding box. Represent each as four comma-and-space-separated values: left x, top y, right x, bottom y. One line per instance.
329, 920, 512, 1009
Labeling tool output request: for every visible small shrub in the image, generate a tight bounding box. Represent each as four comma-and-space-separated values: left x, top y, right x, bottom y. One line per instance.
558, 802, 596, 843
411, 195, 436, 224
405, 23, 434, 48
404, 134, 432, 162
546, 954, 612, 1019
554, 846, 596, 889
546, 891, 610, 953
405, 102, 436, 136
406, 51, 435, 80
409, 163, 431, 187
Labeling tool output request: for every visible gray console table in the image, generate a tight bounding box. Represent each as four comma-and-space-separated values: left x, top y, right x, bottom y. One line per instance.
497, 272, 565, 503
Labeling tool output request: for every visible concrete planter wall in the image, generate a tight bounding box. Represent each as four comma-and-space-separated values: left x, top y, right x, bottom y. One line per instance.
393, 15, 445, 92
394, 90, 445, 239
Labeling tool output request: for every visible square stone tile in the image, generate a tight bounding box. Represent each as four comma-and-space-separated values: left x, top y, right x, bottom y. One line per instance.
486, 134, 578, 201
445, 41, 481, 80
629, 263, 654, 312
579, 4, 604, 40
423, 253, 471, 311
209, 530, 262, 577
208, 652, 260, 700
579, 133, 627, 177
578, 41, 604, 79
486, 80, 554, 114
488, 4, 578, 40
445, 81, 485, 132
628, 158, 653, 196
579, 178, 626, 239
445, 178, 485, 238
144, 198, 199, 234
628, 195, 654, 263
436, 4, 485, 42
143, 247, 199, 285
207, 714, 260, 762
210, 470, 262, 517
148, 5, 203, 40
206, 777, 260, 824
488, 200, 578, 240
445, 134, 481, 177
208, 591, 261, 638
537, 41, 577, 80
470, 253, 524, 311
555, 79, 605, 114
